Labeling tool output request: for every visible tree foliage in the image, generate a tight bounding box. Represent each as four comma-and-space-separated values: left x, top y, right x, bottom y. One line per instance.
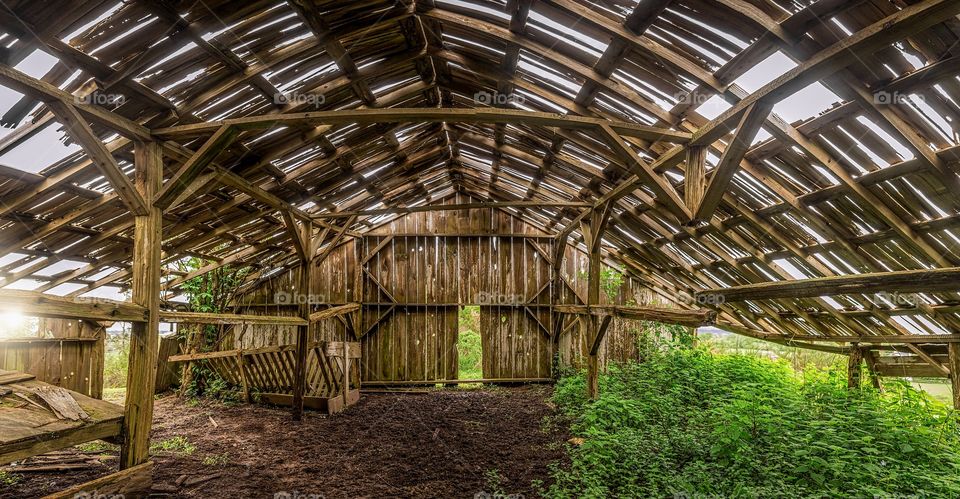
175, 257, 250, 398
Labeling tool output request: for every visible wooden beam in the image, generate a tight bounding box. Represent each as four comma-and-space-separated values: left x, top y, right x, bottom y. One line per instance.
0, 289, 146, 322
314, 216, 355, 264
43, 462, 153, 499
120, 141, 162, 469
291, 219, 315, 421
309, 303, 360, 322
554, 305, 717, 327
597, 124, 689, 221
46, 101, 148, 216
153, 108, 692, 143
154, 125, 237, 211
159, 311, 306, 326
694, 101, 772, 221
697, 267, 960, 303
0, 63, 151, 141
589, 314, 613, 356
311, 201, 590, 218
282, 211, 309, 262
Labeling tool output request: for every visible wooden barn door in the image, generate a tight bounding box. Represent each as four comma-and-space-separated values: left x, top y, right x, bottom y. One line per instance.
478, 237, 553, 379
358, 235, 458, 382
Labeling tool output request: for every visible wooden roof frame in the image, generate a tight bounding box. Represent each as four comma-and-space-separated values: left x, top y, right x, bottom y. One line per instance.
0, 0, 959, 359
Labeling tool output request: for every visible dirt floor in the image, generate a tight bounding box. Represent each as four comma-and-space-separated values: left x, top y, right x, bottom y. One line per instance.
2, 386, 570, 498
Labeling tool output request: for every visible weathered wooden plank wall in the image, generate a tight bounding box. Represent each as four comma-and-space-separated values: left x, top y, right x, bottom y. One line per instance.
0, 318, 104, 397
231, 194, 665, 381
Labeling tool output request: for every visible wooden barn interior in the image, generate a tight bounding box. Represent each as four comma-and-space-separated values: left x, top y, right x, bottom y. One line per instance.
2, 0, 960, 495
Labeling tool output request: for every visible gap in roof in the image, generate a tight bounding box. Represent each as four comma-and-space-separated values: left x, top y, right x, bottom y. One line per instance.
437, 0, 510, 22
526, 10, 607, 60
733, 52, 796, 93
0, 122, 81, 174
61, 2, 126, 42
15, 49, 59, 79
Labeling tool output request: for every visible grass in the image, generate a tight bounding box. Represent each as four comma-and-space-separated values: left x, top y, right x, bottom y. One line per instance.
149, 436, 196, 456
547, 346, 960, 498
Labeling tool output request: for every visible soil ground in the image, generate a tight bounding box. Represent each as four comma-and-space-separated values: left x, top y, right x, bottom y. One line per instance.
2, 386, 569, 498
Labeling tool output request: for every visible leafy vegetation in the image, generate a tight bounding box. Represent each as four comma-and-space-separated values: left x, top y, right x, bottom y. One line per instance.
202, 452, 231, 466
547, 337, 960, 498
458, 305, 483, 380
0, 470, 21, 486
103, 328, 130, 389
175, 257, 249, 399
576, 267, 624, 302
701, 330, 843, 372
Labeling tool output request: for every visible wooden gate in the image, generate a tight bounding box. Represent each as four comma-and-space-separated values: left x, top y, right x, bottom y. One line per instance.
168, 341, 360, 414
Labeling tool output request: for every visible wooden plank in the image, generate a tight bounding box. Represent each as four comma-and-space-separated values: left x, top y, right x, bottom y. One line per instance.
0, 290, 146, 322
46, 101, 147, 215
159, 311, 306, 326
697, 267, 960, 302
309, 303, 361, 322
42, 462, 153, 499
0, 419, 122, 466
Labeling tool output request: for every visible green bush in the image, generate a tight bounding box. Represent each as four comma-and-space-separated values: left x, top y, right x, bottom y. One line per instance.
548, 348, 960, 498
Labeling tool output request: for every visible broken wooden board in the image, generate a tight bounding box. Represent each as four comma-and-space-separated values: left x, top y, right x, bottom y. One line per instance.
33, 386, 89, 421
0, 374, 123, 465
42, 461, 153, 499
0, 369, 36, 385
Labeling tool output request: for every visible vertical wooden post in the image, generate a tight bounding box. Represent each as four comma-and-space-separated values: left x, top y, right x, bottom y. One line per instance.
586, 238, 600, 399
291, 220, 313, 421
584, 205, 609, 400
120, 141, 162, 469
863, 348, 883, 391
342, 340, 350, 406
948, 343, 960, 410
550, 238, 564, 374
684, 145, 707, 216
847, 344, 863, 389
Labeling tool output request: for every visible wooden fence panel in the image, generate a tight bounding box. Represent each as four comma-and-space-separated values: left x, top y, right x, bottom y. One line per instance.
0, 337, 104, 397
